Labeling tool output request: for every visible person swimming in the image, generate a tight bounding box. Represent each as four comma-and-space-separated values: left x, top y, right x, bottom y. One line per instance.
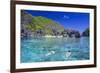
45, 51, 55, 56
65, 50, 71, 58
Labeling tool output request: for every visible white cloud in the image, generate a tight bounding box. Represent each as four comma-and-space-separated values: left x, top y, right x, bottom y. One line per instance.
63, 15, 70, 19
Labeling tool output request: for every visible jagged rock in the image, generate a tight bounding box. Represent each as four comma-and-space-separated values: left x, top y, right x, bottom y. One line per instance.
62, 29, 80, 38
82, 28, 89, 37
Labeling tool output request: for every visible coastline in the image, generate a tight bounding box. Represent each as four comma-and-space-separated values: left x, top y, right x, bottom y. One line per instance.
44, 35, 63, 38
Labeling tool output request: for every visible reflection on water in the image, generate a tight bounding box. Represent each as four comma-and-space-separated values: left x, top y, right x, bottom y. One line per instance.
21, 37, 89, 63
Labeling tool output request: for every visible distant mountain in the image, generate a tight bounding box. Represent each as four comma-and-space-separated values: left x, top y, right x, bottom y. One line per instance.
21, 11, 64, 38
82, 28, 89, 37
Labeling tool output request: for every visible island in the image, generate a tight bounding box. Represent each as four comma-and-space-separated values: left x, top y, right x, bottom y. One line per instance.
21, 11, 89, 39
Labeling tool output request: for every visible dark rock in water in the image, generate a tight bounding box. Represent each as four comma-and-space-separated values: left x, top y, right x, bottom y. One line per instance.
70, 31, 80, 38
62, 29, 80, 38
82, 28, 89, 37
61, 30, 69, 37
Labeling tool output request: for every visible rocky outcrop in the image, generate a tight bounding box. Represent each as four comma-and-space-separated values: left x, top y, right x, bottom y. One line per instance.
82, 28, 89, 37
62, 29, 80, 38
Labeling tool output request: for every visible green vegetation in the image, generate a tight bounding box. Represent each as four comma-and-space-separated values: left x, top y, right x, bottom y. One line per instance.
25, 16, 64, 35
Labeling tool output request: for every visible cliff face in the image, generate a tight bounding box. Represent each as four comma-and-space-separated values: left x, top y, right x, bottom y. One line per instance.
21, 10, 65, 38
21, 10, 81, 38
21, 10, 33, 38
62, 29, 80, 38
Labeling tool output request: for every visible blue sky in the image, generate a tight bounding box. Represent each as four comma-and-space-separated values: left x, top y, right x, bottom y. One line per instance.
23, 10, 90, 33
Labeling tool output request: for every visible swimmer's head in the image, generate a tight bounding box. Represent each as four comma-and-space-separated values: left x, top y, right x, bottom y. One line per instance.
68, 50, 71, 52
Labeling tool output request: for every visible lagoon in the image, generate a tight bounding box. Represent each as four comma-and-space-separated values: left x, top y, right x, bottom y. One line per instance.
21, 37, 89, 63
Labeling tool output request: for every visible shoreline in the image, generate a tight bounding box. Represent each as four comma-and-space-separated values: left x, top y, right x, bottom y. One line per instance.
44, 35, 63, 38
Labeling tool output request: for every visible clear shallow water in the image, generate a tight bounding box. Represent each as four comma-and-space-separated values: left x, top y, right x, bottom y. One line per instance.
21, 37, 89, 63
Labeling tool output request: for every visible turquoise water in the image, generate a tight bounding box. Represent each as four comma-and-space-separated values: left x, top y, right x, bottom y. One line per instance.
21, 37, 89, 63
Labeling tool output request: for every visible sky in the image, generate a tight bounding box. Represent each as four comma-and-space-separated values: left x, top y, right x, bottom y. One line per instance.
23, 10, 90, 33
